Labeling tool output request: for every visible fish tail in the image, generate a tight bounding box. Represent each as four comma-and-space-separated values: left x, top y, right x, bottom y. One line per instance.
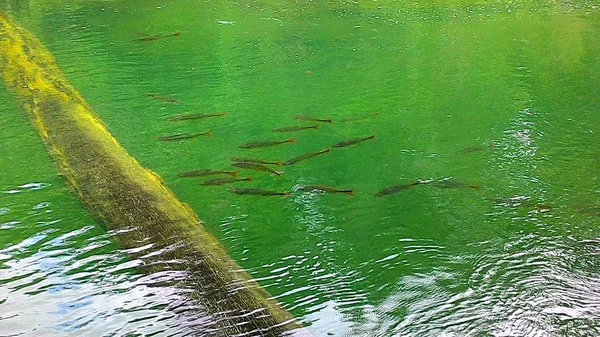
288, 139, 296, 144
314, 124, 320, 129
469, 185, 481, 191
282, 192, 292, 197
173, 31, 181, 37
343, 190, 355, 196
322, 149, 331, 154
489, 141, 495, 150
274, 171, 283, 177
368, 135, 376, 140
219, 112, 227, 116
325, 119, 333, 124
229, 171, 238, 177
242, 177, 252, 182
204, 131, 212, 137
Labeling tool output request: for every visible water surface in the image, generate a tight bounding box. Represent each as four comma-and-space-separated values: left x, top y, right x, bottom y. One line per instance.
1, 1, 600, 336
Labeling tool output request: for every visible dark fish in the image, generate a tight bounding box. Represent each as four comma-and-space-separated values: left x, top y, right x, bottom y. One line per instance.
339, 112, 380, 123
272, 125, 319, 132
230, 157, 281, 166
297, 185, 354, 196
239, 139, 295, 149
147, 93, 182, 104
283, 149, 330, 166
135, 31, 181, 42
178, 169, 237, 178
158, 131, 211, 141
293, 115, 332, 123
374, 182, 419, 197
231, 162, 282, 176
332, 135, 375, 148
230, 188, 290, 196
431, 180, 480, 191
166, 112, 226, 121
199, 177, 252, 186
458, 142, 495, 154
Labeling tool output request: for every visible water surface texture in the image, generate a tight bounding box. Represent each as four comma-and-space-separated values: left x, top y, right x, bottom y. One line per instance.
1, 1, 600, 336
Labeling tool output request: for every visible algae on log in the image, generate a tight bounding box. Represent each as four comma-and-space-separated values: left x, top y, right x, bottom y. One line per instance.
0, 11, 310, 337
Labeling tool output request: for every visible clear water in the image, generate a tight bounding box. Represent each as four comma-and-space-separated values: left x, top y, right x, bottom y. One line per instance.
1, 1, 600, 336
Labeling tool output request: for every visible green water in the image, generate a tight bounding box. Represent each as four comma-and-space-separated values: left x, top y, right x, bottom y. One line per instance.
1, 1, 600, 336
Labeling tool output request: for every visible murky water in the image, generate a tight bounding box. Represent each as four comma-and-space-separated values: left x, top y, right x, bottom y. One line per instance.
1, 1, 600, 336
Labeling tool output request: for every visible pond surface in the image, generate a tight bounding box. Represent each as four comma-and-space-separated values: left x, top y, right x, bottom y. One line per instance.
1, 1, 600, 336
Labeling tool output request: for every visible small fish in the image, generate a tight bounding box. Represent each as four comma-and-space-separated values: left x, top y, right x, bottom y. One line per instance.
297, 185, 354, 196
178, 169, 237, 178
199, 177, 252, 186
431, 180, 480, 191
332, 135, 375, 148
230, 188, 290, 196
158, 131, 211, 141
147, 93, 182, 104
231, 162, 282, 176
167, 112, 226, 121
293, 115, 332, 123
230, 157, 281, 166
239, 139, 295, 149
374, 182, 419, 197
457, 142, 495, 154
272, 125, 319, 133
135, 31, 181, 42
283, 149, 330, 166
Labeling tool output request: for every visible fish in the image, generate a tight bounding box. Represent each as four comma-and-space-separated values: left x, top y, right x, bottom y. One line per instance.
272, 125, 319, 132
178, 169, 237, 178
147, 93, 182, 104
297, 185, 354, 196
166, 112, 226, 121
158, 131, 211, 141
239, 139, 295, 149
293, 115, 332, 123
232, 162, 282, 176
332, 135, 375, 148
431, 179, 480, 191
199, 177, 252, 186
457, 142, 495, 154
230, 157, 281, 166
230, 188, 290, 196
283, 149, 330, 166
374, 182, 420, 197
135, 31, 181, 42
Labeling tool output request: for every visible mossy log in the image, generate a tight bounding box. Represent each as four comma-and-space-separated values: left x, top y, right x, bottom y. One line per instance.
0, 11, 310, 337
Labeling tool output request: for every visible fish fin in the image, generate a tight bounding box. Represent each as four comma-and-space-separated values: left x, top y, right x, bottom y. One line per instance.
204, 131, 212, 137
289, 139, 296, 144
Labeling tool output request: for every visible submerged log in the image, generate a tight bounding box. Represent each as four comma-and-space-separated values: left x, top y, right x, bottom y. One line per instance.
0, 11, 309, 337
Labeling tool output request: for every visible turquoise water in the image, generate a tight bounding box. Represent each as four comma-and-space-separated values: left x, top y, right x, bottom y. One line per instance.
1, 1, 600, 336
